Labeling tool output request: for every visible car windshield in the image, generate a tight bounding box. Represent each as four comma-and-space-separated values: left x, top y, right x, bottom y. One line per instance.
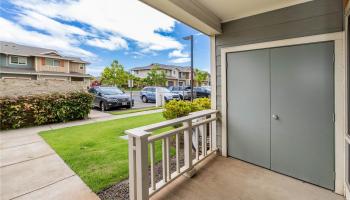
99, 87, 123, 95
157, 87, 170, 93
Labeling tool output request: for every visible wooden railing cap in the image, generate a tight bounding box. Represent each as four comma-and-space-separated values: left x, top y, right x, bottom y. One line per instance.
125, 109, 218, 138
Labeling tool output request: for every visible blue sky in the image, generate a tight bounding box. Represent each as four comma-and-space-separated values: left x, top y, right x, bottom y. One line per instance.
0, 0, 210, 76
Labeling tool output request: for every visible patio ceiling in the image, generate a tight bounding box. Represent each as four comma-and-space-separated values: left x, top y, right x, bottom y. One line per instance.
140, 0, 312, 35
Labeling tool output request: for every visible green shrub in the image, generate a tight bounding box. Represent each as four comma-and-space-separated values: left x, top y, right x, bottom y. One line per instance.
162, 100, 192, 120
163, 98, 211, 120
191, 98, 211, 112
0, 92, 93, 130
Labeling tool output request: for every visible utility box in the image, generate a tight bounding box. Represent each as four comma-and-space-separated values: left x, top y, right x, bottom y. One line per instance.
155, 88, 165, 107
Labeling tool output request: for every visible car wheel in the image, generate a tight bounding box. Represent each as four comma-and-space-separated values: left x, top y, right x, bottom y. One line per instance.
100, 102, 107, 112
142, 96, 148, 103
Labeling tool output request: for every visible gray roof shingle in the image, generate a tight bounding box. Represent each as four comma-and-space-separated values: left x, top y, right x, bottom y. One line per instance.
0, 41, 89, 64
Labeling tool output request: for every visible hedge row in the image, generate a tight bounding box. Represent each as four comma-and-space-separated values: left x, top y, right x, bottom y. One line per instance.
163, 98, 211, 120
0, 92, 93, 130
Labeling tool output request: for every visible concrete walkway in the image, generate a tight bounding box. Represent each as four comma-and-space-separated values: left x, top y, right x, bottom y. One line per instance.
0, 109, 163, 200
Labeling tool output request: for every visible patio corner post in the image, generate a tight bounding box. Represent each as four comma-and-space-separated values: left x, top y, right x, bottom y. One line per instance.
128, 135, 137, 200
183, 120, 194, 176
127, 130, 150, 200
212, 112, 217, 151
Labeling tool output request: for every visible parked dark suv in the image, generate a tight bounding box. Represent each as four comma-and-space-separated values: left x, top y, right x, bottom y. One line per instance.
88, 86, 134, 111
168, 86, 194, 100
194, 87, 211, 98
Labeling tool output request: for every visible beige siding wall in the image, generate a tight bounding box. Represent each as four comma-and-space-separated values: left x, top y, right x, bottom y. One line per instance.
37, 75, 69, 81
70, 62, 85, 74
36, 57, 69, 73
133, 69, 149, 78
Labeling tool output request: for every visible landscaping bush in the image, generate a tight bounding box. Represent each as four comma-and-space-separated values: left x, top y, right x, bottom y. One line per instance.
191, 97, 211, 112
0, 91, 93, 130
163, 98, 211, 120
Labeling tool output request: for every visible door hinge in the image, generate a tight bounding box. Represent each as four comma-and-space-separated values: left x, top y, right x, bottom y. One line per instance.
333, 53, 335, 64
333, 171, 336, 180
333, 113, 336, 123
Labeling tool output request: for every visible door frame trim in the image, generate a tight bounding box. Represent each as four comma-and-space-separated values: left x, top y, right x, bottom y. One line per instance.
344, 2, 350, 198
220, 32, 346, 195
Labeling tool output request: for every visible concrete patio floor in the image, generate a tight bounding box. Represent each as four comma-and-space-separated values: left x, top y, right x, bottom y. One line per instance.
151, 155, 345, 200
0, 109, 163, 200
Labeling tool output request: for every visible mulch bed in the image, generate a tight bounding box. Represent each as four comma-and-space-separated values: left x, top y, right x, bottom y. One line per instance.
98, 145, 187, 200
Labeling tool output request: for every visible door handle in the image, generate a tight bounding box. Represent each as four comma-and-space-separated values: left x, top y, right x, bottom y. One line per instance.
272, 114, 279, 120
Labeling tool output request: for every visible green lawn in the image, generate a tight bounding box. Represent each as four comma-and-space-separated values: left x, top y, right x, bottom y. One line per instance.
109, 106, 162, 115
40, 112, 170, 192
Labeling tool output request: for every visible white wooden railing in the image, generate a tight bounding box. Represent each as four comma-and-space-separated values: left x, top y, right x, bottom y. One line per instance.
126, 109, 218, 200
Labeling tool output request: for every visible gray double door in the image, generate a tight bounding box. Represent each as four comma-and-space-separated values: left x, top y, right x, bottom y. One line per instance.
227, 42, 335, 190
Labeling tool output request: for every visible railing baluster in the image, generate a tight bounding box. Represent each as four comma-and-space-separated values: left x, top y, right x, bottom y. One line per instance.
166, 137, 171, 180
201, 122, 205, 156
162, 138, 167, 183
203, 122, 207, 156
150, 142, 156, 191
176, 133, 180, 173
196, 127, 199, 160
208, 121, 212, 151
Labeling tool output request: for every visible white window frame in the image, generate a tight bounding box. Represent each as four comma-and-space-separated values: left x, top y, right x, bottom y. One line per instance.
45, 58, 61, 67
9, 56, 27, 65
220, 32, 346, 195
53, 59, 60, 67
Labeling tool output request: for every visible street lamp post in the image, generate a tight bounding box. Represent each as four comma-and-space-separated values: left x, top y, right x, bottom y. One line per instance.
183, 35, 194, 101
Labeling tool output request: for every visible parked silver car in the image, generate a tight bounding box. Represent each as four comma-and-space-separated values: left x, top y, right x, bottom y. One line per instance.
140, 86, 180, 103
168, 86, 194, 100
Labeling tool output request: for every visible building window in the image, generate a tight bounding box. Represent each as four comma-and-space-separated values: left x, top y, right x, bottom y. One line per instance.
10, 56, 27, 65
45, 58, 61, 67
79, 64, 85, 70
53, 60, 61, 67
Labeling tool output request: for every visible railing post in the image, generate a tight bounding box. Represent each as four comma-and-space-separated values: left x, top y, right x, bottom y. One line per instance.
183, 120, 192, 169
128, 136, 137, 200
184, 120, 196, 177
128, 131, 150, 200
135, 134, 149, 200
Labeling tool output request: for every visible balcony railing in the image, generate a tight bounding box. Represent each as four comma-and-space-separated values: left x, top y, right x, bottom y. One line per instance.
126, 109, 218, 200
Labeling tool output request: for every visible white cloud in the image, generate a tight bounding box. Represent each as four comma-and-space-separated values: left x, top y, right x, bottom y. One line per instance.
0, 17, 94, 58
170, 57, 190, 64
10, 0, 183, 52
86, 66, 105, 76
86, 36, 128, 50
169, 49, 189, 58
17, 10, 88, 38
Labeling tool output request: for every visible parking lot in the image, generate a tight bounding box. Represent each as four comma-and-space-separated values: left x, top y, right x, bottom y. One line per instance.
124, 91, 155, 109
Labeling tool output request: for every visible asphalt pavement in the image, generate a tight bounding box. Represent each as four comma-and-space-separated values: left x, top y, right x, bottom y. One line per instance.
125, 91, 155, 109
